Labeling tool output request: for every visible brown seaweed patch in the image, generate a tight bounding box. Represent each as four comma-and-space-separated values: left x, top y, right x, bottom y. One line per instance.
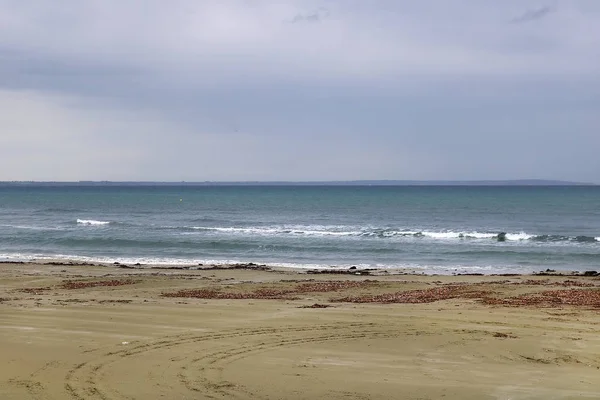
293, 281, 375, 293
492, 332, 517, 339
482, 289, 600, 308
161, 288, 297, 300
299, 303, 333, 309
332, 285, 491, 304
97, 299, 133, 304
162, 280, 376, 300
17, 287, 52, 294
60, 279, 139, 289
514, 279, 595, 287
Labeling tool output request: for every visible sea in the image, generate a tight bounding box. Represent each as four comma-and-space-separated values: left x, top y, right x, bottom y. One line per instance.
1, 184, 599, 274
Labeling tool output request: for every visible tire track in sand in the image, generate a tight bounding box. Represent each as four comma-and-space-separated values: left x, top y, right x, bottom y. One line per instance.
178, 329, 401, 399
64, 322, 389, 399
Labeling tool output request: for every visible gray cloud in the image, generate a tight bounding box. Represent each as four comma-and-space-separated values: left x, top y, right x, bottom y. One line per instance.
290, 8, 330, 23
511, 5, 555, 24
0, 1, 599, 182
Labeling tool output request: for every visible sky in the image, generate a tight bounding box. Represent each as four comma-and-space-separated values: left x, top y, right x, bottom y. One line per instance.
0, 0, 599, 182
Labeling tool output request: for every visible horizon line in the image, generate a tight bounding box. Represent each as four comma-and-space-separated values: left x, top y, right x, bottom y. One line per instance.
0, 179, 597, 186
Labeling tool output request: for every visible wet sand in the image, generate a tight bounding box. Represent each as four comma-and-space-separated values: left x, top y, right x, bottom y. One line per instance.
1, 262, 600, 399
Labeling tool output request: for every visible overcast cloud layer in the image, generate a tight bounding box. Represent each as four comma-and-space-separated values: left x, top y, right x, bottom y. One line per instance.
1, 0, 599, 182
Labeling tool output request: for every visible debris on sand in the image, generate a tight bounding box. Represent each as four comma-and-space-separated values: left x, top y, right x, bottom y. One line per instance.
60, 279, 138, 289
492, 332, 517, 338
17, 287, 52, 294
307, 268, 375, 276
162, 280, 377, 300
162, 288, 295, 300
482, 289, 600, 308
199, 263, 272, 271
299, 303, 332, 308
513, 279, 595, 287
332, 285, 491, 304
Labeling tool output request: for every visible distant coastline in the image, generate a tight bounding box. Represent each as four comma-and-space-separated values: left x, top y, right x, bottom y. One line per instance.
0, 179, 596, 187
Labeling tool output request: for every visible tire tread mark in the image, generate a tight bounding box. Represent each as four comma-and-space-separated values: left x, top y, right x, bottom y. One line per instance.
64, 323, 380, 399
181, 331, 396, 398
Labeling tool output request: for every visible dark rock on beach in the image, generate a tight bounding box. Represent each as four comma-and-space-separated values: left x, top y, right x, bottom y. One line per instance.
307, 268, 374, 276
199, 263, 272, 271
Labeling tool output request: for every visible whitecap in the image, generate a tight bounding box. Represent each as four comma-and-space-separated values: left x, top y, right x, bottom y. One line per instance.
504, 232, 534, 241
77, 219, 110, 226
418, 231, 496, 240
187, 225, 361, 237
414, 230, 534, 241
462, 232, 498, 239
419, 231, 462, 239
0, 224, 63, 231
192, 226, 281, 235
183, 226, 537, 242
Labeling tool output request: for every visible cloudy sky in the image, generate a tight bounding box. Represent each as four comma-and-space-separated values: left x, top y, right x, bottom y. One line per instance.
1, 0, 598, 182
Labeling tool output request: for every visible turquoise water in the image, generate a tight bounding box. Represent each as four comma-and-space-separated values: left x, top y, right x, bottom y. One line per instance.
1, 184, 599, 274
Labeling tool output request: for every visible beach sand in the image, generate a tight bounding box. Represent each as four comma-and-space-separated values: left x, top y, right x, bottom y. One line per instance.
1, 262, 599, 399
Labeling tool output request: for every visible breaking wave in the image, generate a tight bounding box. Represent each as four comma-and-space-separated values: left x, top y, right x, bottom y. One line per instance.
187, 226, 358, 237
179, 225, 598, 243
0, 224, 64, 231
77, 219, 110, 226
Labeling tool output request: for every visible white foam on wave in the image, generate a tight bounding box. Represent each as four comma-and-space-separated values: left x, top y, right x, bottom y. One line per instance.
292, 229, 358, 237
463, 232, 498, 239
188, 225, 360, 237
419, 231, 492, 240
419, 231, 456, 239
0, 224, 63, 231
397, 230, 522, 240
504, 232, 534, 241
181, 225, 538, 242
77, 219, 110, 226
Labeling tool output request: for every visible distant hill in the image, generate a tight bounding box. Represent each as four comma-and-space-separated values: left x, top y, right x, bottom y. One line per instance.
0, 179, 596, 186
327, 179, 595, 186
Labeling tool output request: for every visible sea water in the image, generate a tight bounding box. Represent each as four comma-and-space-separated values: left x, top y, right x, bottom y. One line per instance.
1, 184, 599, 274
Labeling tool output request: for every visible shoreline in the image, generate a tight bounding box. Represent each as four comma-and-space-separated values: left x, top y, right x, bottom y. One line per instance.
1, 259, 597, 277
2, 261, 600, 399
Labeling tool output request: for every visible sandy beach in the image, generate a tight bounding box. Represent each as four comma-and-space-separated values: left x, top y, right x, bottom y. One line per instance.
1, 262, 599, 400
